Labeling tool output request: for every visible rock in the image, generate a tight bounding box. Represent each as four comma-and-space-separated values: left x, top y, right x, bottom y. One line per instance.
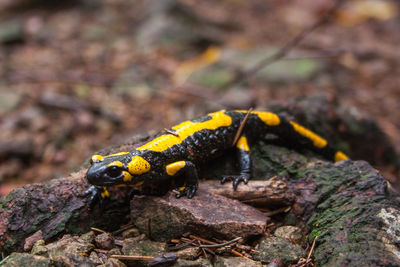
45, 234, 95, 264
51, 255, 93, 266
0, 20, 24, 44
121, 227, 141, 238
214, 256, 262, 267
108, 247, 122, 256
0, 169, 130, 254
130, 190, 268, 241
88, 251, 102, 265
0, 252, 51, 266
265, 259, 284, 267
149, 253, 178, 266
173, 258, 213, 267
31, 240, 47, 256
98, 258, 127, 267
24, 230, 43, 252
252, 236, 306, 266
307, 160, 400, 266
95, 232, 115, 250
121, 238, 167, 267
0, 88, 21, 115
176, 247, 199, 260
80, 231, 96, 243
274, 226, 307, 247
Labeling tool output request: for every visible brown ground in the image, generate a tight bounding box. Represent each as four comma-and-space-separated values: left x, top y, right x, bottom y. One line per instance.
0, 0, 399, 196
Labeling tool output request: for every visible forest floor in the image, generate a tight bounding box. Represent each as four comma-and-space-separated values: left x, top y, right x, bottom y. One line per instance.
0, 0, 399, 196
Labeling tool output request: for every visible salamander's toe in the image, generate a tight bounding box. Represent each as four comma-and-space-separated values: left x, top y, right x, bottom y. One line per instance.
221, 175, 250, 190
174, 184, 197, 199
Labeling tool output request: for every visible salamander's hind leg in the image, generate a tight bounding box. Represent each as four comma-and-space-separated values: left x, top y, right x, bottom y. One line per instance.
221, 135, 251, 190
166, 161, 198, 198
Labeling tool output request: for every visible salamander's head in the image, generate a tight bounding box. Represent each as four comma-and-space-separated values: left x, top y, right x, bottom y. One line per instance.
86, 152, 150, 186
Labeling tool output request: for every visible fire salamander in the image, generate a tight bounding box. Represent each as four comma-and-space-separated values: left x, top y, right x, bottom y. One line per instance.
84, 110, 348, 204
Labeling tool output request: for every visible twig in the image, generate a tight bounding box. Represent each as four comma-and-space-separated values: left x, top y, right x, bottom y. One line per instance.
164, 128, 180, 137
220, 0, 344, 90
232, 108, 253, 146
168, 240, 196, 251
197, 240, 208, 259
91, 227, 106, 233
261, 206, 291, 217
112, 223, 135, 235
306, 236, 318, 263
230, 249, 251, 260
199, 237, 242, 248
189, 235, 216, 245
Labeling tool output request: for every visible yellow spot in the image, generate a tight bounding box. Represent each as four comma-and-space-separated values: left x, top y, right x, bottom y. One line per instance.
178, 186, 186, 191
123, 171, 132, 182
235, 110, 280, 126
137, 111, 232, 152
236, 136, 250, 151
105, 152, 129, 158
91, 154, 104, 163
166, 161, 186, 176
334, 151, 349, 162
127, 156, 151, 175
255, 112, 280, 126
290, 121, 327, 148
101, 187, 110, 198
107, 161, 123, 168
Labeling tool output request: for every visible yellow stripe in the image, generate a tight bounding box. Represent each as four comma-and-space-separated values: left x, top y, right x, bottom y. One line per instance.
235, 110, 280, 126
334, 151, 348, 162
236, 136, 250, 151
107, 161, 123, 168
91, 154, 104, 163
290, 121, 327, 148
137, 110, 232, 152
166, 161, 186, 176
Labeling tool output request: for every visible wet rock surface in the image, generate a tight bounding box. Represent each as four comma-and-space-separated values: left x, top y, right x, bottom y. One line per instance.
130, 190, 269, 241
274, 226, 307, 247
306, 160, 400, 266
252, 236, 306, 266
1, 252, 51, 267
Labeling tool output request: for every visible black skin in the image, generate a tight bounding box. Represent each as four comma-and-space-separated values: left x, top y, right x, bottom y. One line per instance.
84, 110, 342, 206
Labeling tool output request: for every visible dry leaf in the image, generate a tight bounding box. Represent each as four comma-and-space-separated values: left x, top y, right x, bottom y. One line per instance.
336, 0, 397, 26
173, 46, 221, 84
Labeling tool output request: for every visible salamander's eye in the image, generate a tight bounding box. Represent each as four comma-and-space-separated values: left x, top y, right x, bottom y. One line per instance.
106, 166, 122, 177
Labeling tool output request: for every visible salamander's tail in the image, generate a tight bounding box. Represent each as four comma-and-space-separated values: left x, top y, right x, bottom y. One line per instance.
233, 110, 349, 162
285, 119, 349, 162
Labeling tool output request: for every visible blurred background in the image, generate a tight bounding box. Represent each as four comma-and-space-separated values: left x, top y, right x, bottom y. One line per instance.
0, 0, 399, 196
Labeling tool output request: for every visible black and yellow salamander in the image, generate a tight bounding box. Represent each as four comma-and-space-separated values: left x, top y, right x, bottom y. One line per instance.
84, 110, 348, 203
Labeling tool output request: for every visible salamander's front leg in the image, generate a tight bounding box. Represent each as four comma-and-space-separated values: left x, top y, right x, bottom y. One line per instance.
166, 161, 198, 198
83, 185, 110, 208
221, 135, 251, 189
